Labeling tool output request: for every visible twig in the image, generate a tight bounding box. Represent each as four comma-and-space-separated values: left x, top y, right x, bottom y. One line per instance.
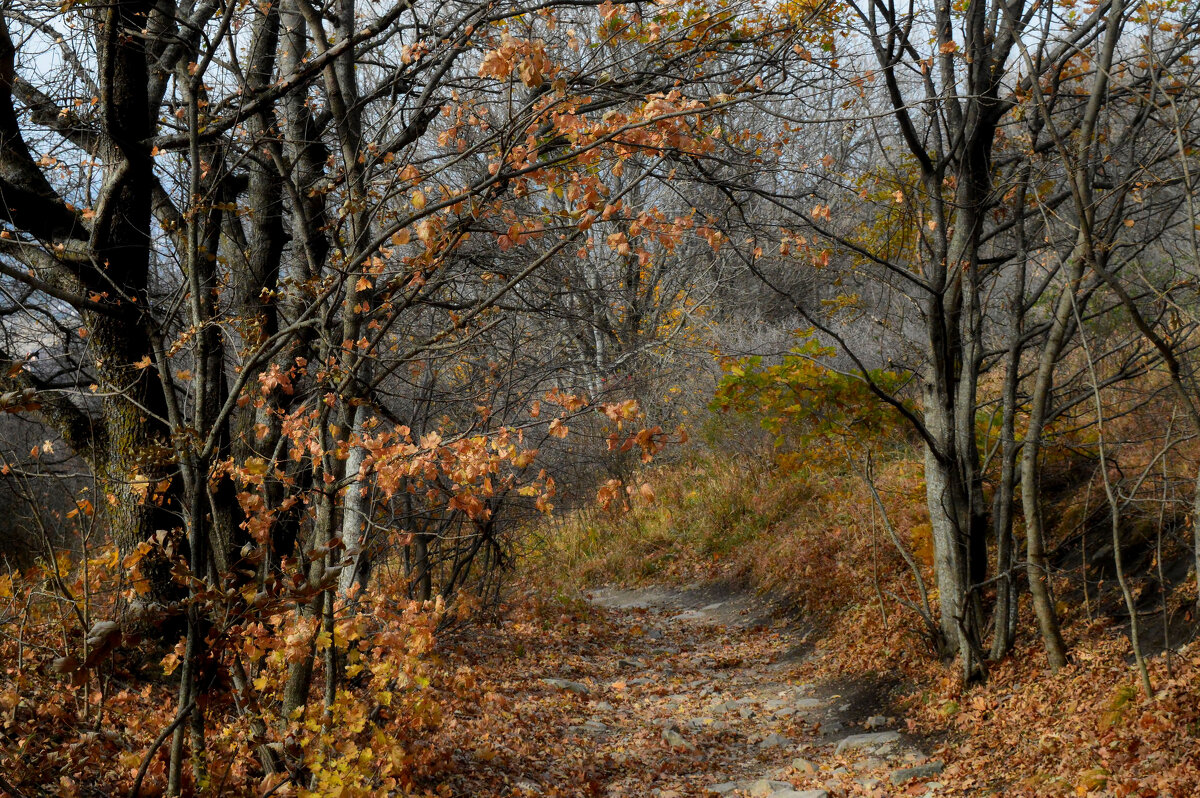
128, 699, 196, 798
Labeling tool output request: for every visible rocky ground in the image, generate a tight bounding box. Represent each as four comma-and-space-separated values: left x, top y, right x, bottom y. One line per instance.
439, 584, 952, 797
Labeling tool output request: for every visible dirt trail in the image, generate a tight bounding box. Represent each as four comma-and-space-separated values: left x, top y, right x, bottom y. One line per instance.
581, 584, 942, 797
587, 583, 773, 628
444, 584, 949, 797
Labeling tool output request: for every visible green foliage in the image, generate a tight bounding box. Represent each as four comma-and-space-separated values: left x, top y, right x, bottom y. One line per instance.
711, 337, 909, 456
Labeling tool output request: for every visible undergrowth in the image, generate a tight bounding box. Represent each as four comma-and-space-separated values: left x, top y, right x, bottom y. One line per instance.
533, 448, 922, 624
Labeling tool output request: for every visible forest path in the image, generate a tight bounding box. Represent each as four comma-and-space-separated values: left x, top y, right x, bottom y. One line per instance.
443, 584, 947, 797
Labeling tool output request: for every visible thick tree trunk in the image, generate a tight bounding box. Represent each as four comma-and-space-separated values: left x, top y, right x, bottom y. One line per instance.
90, 0, 183, 600
922, 388, 969, 657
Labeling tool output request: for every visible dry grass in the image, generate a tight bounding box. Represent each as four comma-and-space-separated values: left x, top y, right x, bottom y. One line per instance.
529, 447, 924, 622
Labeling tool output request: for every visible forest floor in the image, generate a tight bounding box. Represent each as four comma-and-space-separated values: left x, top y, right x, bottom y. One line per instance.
434, 584, 950, 798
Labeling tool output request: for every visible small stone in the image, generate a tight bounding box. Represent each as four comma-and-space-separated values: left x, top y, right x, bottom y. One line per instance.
704, 783, 741, 796
890, 761, 945, 785
774, 791, 828, 798
748, 779, 792, 797
852, 757, 885, 771
740, 706, 754, 719
662, 728, 695, 751
593, 701, 615, 711
856, 777, 882, 790
647, 628, 664, 640
834, 731, 901, 754
541, 678, 590, 695
759, 732, 791, 749
794, 698, 824, 710
774, 707, 797, 718
791, 757, 817, 774
617, 657, 645, 668
866, 715, 889, 729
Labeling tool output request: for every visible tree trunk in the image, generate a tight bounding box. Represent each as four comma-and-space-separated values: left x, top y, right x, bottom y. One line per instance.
1019, 251, 1082, 671
339, 400, 373, 597
91, 0, 183, 601
989, 343, 1022, 659
922, 386, 968, 657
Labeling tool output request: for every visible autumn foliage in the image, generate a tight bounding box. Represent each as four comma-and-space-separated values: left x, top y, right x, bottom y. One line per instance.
1, 0, 1200, 790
